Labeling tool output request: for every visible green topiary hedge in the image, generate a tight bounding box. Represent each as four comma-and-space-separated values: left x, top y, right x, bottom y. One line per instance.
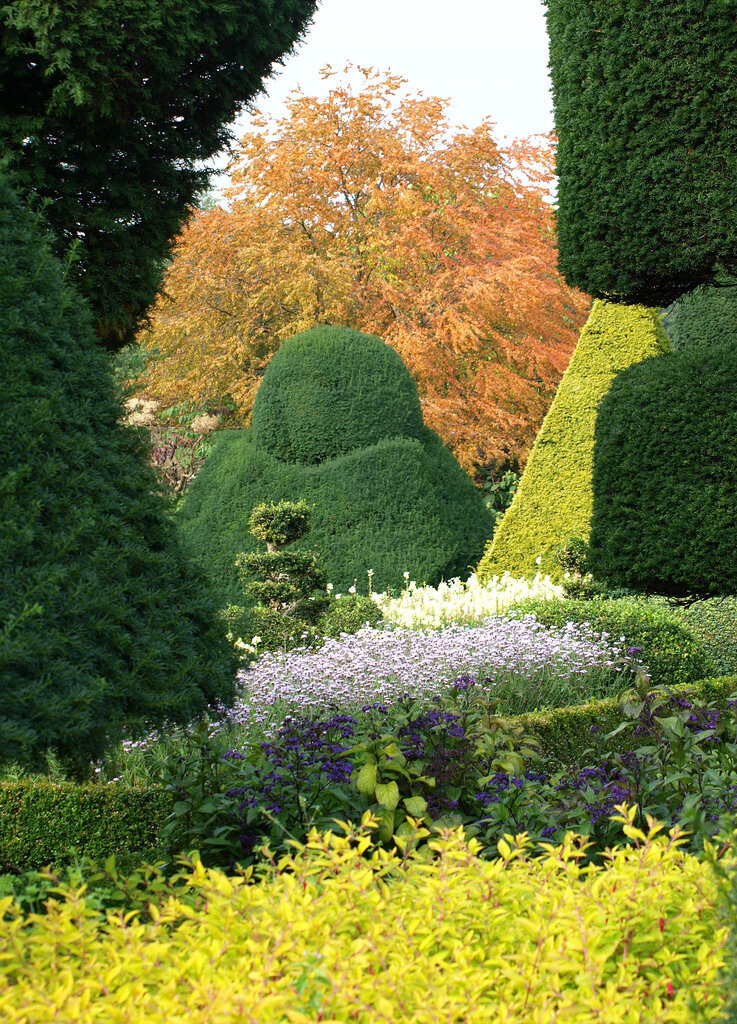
476, 301, 671, 583
545, 0, 737, 306
178, 427, 492, 603
504, 597, 714, 689
177, 326, 493, 603
0, 176, 238, 778
589, 342, 737, 599
661, 274, 737, 351
251, 326, 425, 464
0, 781, 171, 873
514, 675, 737, 766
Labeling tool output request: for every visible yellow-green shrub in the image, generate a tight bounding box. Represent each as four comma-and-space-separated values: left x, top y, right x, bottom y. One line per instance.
0, 812, 727, 1022
477, 300, 672, 582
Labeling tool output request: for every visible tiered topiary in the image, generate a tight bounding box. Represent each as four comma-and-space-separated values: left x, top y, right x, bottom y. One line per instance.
0, 176, 237, 779
177, 326, 493, 602
546, 0, 737, 308
476, 301, 671, 583
589, 342, 737, 599
234, 500, 330, 650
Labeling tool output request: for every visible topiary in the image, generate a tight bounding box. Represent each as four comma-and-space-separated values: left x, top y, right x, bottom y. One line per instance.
661, 274, 737, 351
177, 327, 493, 603
251, 326, 425, 464
589, 341, 737, 600
546, 0, 737, 307
0, 176, 237, 779
504, 597, 714, 690
476, 301, 672, 583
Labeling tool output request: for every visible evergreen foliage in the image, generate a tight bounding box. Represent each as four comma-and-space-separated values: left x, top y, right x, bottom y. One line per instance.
0, 176, 237, 778
251, 326, 425, 464
177, 326, 493, 603
504, 598, 713, 691
477, 301, 671, 583
545, 0, 737, 306
589, 342, 737, 599
661, 275, 737, 350
0, 0, 317, 350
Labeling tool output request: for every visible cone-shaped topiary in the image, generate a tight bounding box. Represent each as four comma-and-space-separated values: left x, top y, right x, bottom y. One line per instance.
476, 300, 672, 583
177, 326, 493, 602
0, 177, 237, 778
589, 342, 737, 599
251, 326, 425, 464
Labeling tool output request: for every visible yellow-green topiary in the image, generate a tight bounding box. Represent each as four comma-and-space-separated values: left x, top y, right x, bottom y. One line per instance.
0, 812, 727, 1022
477, 300, 671, 582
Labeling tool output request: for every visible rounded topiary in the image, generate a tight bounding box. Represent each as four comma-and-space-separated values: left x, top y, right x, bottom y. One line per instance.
251, 326, 425, 464
0, 177, 237, 778
477, 301, 672, 583
661, 275, 737, 351
177, 427, 493, 604
589, 342, 737, 599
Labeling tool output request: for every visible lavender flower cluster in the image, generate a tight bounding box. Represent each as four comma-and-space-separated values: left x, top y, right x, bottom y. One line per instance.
224, 614, 635, 732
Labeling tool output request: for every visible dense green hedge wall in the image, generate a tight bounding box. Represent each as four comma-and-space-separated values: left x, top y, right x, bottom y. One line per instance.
0, 781, 171, 873
477, 301, 671, 582
545, 0, 737, 306
0, 177, 237, 777
589, 342, 737, 598
515, 675, 737, 765
661, 276, 737, 350
251, 326, 425, 464
178, 426, 493, 603
505, 598, 713, 690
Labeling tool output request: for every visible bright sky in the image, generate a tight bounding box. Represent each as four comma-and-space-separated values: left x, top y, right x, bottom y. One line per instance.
218, 0, 553, 171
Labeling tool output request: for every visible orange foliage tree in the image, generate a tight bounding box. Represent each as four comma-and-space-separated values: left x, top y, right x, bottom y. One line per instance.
137, 66, 590, 472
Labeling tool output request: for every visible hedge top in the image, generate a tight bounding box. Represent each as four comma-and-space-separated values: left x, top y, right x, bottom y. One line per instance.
251, 325, 425, 464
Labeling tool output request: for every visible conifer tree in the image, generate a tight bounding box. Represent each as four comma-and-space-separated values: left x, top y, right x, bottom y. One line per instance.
0, 0, 317, 350
0, 176, 237, 778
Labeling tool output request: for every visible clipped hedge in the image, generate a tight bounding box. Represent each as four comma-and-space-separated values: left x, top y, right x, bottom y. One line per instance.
477, 301, 671, 582
178, 402, 492, 604
590, 342, 737, 598
0, 781, 171, 874
546, 0, 737, 306
514, 675, 737, 765
662, 275, 737, 351
0, 822, 727, 1022
504, 597, 714, 689
251, 326, 425, 464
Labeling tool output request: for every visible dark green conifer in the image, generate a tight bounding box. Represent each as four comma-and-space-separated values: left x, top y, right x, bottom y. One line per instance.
0, 177, 237, 778
545, 0, 737, 306
0, 0, 317, 349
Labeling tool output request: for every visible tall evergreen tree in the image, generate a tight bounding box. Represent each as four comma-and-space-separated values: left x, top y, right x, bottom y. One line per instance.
0, 176, 237, 778
0, 0, 317, 350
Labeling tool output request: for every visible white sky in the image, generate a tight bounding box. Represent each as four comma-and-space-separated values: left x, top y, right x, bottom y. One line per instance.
215, 0, 553, 179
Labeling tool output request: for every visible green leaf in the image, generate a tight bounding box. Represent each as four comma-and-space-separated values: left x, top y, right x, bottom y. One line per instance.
355, 762, 377, 796
403, 795, 428, 816
375, 780, 400, 810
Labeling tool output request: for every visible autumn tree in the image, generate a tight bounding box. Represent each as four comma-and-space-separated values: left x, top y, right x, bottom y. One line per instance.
136, 67, 590, 473
0, 0, 318, 350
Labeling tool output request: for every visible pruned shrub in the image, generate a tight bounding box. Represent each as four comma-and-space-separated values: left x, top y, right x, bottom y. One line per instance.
589, 342, 737, 599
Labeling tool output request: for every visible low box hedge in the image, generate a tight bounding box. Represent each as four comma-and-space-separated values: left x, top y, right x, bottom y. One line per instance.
0, 780, 172, 873
513, 674, 737, 764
